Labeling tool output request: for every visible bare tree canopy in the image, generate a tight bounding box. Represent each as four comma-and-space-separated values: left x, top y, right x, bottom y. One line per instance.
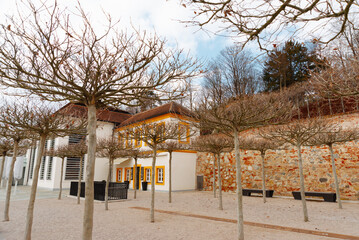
310, 57, 359, 98
181, 0, 359, 47
193, 134, 234, 154
195, 90, 294, 240
0, 1, 200, 106
307, 126, 359, 147
0, 2, 200, 238
262, 118, 331, 222
238, 136, 282, 153
197, 91, 294, 134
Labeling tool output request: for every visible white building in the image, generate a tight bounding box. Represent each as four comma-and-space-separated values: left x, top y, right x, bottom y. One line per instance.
24, 102, 198, 192
24, 103, 131, 190
114, 102, 198, 192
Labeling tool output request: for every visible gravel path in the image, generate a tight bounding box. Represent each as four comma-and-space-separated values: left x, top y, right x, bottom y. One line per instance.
0, 188, 358, 240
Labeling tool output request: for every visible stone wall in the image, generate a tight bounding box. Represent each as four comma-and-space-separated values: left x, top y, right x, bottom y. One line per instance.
196, 113, 359, 201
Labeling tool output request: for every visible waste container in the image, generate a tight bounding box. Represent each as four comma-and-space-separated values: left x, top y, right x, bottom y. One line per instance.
142, 181, 148, 191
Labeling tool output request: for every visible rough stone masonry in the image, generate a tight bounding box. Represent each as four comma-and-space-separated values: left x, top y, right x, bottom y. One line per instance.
196, 112, 359, 201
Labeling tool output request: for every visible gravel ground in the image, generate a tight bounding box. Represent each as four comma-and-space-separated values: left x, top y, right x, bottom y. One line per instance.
0, 188, 358, 240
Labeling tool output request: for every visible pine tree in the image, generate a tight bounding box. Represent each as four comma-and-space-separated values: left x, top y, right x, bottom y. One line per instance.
262, 40, 323, 92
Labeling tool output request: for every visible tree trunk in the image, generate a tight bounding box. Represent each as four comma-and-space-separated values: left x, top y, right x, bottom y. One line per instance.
105, 158, 112, 210
329, 144, 342, 209
261, 151, 267, 204
234, 130, 244, 240
82, 104, 97, 240
24, 134, 47, 240
217, 153, 223, 210
4, 140, 18, 221
77, 155, 84, 204
134, 158, 137, 199
0, 154, 6, 188
169, 151, 172, 203
150, 147, 157, 223
297, 144, 309, 222
213, 153, 216, 198
58, 157, 65, 200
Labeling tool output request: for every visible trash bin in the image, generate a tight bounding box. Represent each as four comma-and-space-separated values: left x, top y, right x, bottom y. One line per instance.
124, 181, 130, 189
141, 181, 148, 191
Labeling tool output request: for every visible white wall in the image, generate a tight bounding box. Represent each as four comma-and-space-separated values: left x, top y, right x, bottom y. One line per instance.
26, 121, 115, 190
114, 151, 197, 192
172, 152, 197, 191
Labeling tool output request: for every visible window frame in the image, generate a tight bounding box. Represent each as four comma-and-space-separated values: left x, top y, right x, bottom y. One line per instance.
125, 167, 132, 181
116, 168, 122, 182
144, 167, 152, 183
155, 166, 165, 185
178, 123, 190, 144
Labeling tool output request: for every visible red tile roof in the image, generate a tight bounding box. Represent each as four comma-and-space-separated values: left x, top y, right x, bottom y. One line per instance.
58, 103, 131, 124
119, 102, 194, 127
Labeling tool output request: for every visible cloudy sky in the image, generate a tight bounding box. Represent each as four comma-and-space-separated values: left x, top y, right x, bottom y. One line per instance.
0, 0, 234, 62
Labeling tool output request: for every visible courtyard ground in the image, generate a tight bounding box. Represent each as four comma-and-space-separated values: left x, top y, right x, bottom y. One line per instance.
0, 186, 358, 240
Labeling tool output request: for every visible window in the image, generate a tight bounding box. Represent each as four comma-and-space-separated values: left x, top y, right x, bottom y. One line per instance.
68, 133, 86, 145
65, 157, 84, 180
65, 133, 85, 180
46, 139, 55, 180
155, 166, 165, 185
134, 129, 142, 148
118, 134, 124, 147
125, 168, 131, 181
40, 140, 48, 180
116, 168, 122, 182
144, 167, 152, 182
178, 123, 190, 144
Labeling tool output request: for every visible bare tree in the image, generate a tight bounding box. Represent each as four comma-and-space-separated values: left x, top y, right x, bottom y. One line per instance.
238, 137, 282, 203
47, 144, 80, 200
0, 110, 32, 222
121, 148, 152, 200
307, 126, 359, 209
195, 91, 293, 240
181, 0, 358, 47
311, 57, 359, 98
158, 141, 190, 203
125, 121, 185, 222
192, 134, 234, 210
0, 101, 85, 239
0, 137, 12, 188
203, 45, 259, 104
96, 136, 126, 210
0, 1, 200, 238
263, 118, 331, 222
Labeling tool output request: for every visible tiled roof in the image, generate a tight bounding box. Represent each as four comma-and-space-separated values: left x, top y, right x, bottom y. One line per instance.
58, 103, 132, 124
119, 102, 194, 127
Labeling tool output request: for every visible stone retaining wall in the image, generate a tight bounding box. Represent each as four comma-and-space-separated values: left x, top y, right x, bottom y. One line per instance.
196, 113, 359, 200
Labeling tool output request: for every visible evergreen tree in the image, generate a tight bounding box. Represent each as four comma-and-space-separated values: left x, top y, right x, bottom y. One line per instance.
262, 40, 323, 92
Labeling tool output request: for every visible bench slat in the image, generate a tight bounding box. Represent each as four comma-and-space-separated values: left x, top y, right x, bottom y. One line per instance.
292, 191, 336, 202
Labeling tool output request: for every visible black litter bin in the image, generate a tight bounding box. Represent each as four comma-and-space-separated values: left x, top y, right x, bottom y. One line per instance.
142, 181, 148, 191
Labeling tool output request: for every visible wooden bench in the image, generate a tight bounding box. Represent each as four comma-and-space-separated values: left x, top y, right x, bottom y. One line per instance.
242, 189, 274, 197
292, 191, 336, 202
